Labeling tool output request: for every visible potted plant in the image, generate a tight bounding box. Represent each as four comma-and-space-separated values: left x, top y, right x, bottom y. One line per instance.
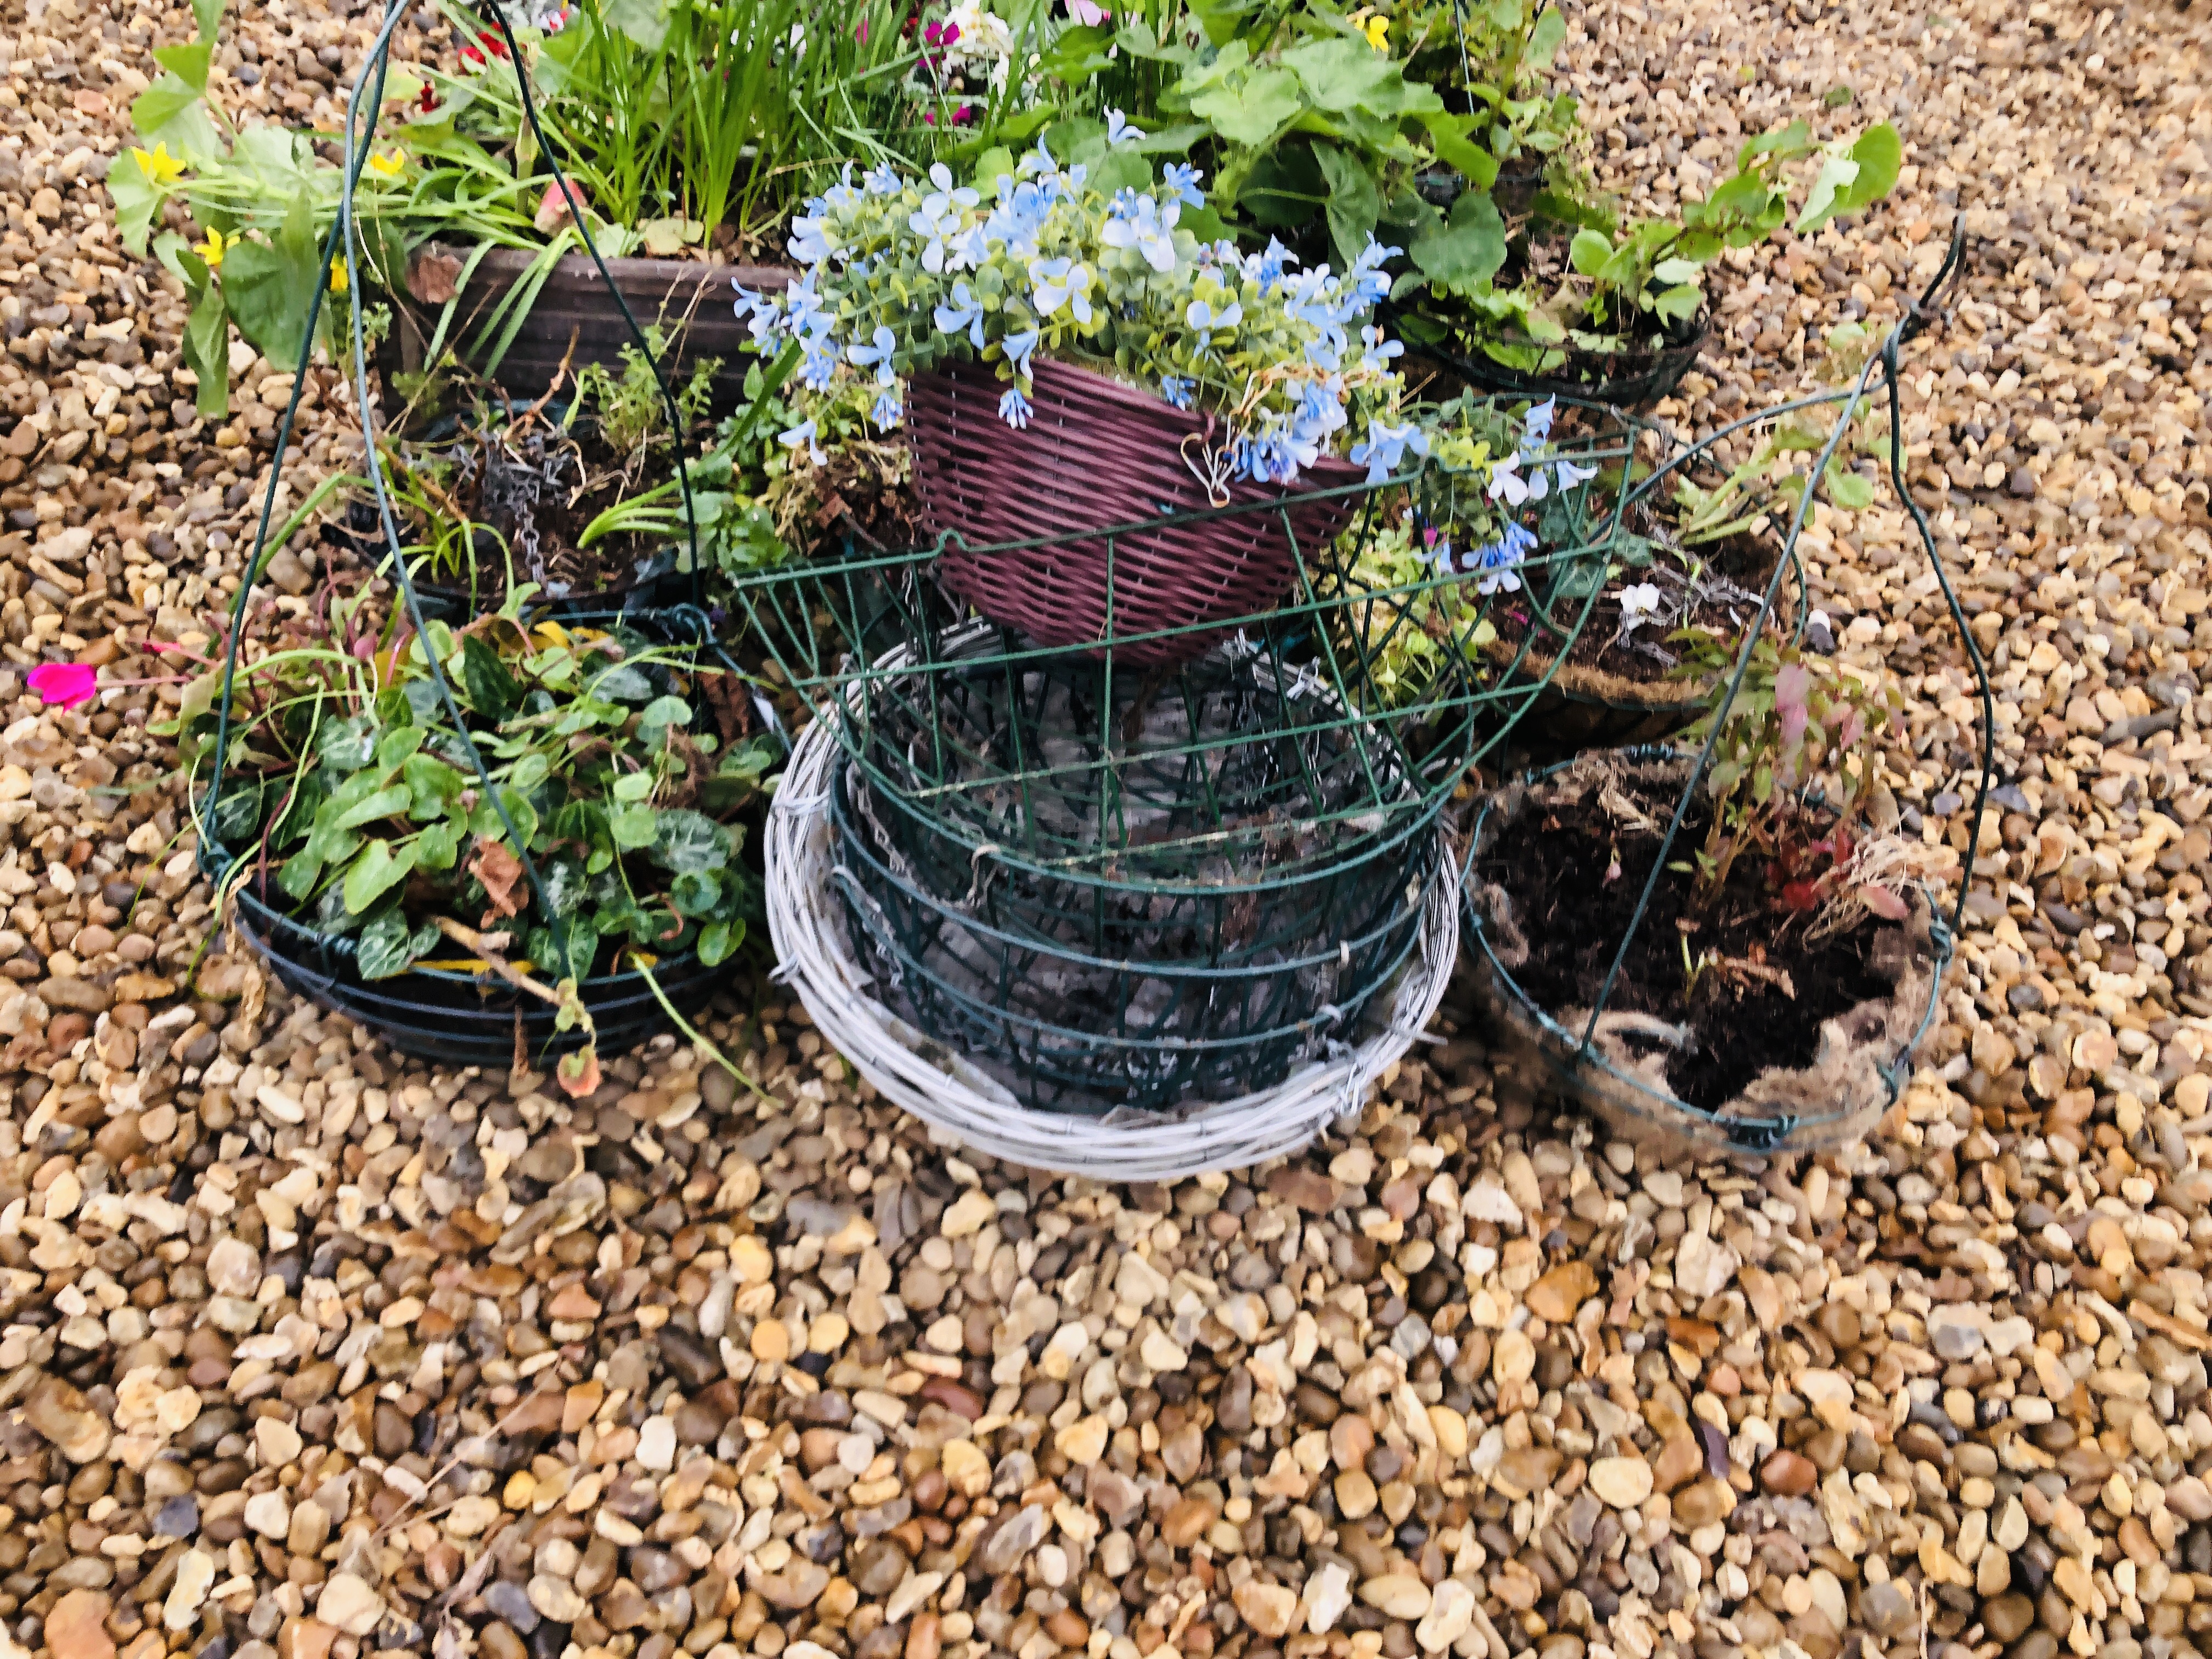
1462, 635, 1945, 1154
1392, 119, 1903, 404
181, 583, 775, 1092
736, 137, 1429, 662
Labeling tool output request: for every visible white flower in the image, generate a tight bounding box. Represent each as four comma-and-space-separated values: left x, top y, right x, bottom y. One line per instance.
1618, 583, 1666, 633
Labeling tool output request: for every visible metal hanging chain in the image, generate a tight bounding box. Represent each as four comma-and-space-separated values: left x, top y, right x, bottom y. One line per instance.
1575, 219, 1976, 1053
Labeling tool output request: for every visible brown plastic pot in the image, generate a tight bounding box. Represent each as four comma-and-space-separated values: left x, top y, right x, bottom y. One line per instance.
905, 356, 1370, 667
387, 243, 792, 405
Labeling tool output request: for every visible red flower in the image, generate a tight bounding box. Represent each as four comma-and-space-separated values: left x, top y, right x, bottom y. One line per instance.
478, 29, 509, 57
416, 82, 439, 111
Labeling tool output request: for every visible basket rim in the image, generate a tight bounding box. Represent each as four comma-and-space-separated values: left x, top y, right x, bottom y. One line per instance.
768, 704, 1466, 1175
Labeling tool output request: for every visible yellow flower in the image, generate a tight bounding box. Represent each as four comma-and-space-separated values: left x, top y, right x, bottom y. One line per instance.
367, 149, 406, 178
131, 143, 187, 185
194, 226, 228, 270
1362, 13, 1390, 50
328, 256, 349, 295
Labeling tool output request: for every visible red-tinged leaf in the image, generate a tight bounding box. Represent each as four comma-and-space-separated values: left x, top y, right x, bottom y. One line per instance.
469, 836, 526, 921
1859, 884, 1911, 921
556, 1043, 601, 1098
1780, 879, 1822, 911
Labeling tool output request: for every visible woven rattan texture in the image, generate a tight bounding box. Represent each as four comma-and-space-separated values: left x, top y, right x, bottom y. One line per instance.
906, 357, 1368, 665
768, 702, 1463, 1178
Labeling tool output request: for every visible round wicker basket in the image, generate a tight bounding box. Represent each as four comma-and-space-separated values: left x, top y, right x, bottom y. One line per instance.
768, 693, 1464, 1180
905, 357, 1369, 667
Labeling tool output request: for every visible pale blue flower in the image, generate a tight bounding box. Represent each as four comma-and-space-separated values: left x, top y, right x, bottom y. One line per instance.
872, 390, 903, 428
910, 195, 964, 273
788, 212, 833, 265
1105, 108, 1145, 146
934, 283, 986, 348
1030, 258, 1093, 323
798, 330, 841, 392
1159, 375, 1193, 410
1349, 420, 1428, 485
1164, 162, 1205, 208
1346, 236, 1400, 308
1101, 193, 1177, 274
1243, 238, 1294, 292
1002, 329, 1039, 377
732, 283, 780, 345
862, 163, 902, 196
849, 324, 899, 385
998, 386, 1033, 428
1358, 325, 1402, 373
779, 418, 825, 465
1186, 296, 1242, 333
1521, 397, 1558, 449
1553, 456, 1600, 491
1471, 522, 1538, 595
923, 162, 980, 213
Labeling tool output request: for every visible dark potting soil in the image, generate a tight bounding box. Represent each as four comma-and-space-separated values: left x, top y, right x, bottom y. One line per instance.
1488, 512, 1783, 690
1482, 783, 1896, 1110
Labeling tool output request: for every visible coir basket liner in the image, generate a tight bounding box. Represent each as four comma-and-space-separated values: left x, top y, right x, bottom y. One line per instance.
905, 357, 1368, 667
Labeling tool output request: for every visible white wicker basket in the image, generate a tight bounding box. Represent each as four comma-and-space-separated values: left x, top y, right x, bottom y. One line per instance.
765, 692, 1464, 1181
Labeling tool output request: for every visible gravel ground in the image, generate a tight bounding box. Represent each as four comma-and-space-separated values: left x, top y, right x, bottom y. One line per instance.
1, 6, 2210, 1659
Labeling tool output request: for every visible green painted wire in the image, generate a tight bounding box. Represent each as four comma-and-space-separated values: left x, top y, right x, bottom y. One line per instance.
1572, 218, 1979, 1057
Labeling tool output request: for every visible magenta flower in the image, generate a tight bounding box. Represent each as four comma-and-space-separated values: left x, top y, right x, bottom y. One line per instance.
1774, 662, 1812, 751
27, 662, 97, 709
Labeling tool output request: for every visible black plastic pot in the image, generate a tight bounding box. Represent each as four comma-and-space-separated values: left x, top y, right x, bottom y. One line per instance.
230, 880, 719, 1071
1393, 302, 1708, 409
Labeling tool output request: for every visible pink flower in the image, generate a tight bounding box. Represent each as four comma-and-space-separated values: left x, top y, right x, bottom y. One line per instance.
952, 102, 973, 125
1066, 0, 1110, 21
27, 662, 97, 709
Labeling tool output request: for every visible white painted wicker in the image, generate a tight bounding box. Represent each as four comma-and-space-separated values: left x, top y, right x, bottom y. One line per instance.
765, 693, 1464, 1181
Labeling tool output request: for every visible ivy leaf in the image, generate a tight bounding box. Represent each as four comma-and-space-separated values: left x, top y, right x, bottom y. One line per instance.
153, 42, 213, 93
596, 664, 654, 704
356, 909, 416, 980
277, 850, 322, 903
1411, 189, 1506, 290
335, 784, 412, 831
341, 837, 417, 915
131, 74, 219, 162
376, 726, 424, 769
1798, 122, 1900, 233
1190, 65, 1302, 147
1568, 228, 1615, 279
653, 809, 730, 873
533, 915, 599, 982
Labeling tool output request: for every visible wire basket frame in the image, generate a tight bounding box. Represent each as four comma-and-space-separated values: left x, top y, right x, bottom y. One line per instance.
730, 405, 1665, 879
193, 0, 743, 1070
1459, 224, 1994, 1157
770, 698, 1464, 1177
822, 627, 1448, 1110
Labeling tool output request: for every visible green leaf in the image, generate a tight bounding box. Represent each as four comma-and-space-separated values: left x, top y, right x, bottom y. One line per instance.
1190, 66, 1302, 147
1737, 120, 1814, 168
277, 851, 322, 903
1652, 257, 1703, 285
414, 820, 459, 873
653, 809, 730, 873
1526, 7, 1567, 66
459, 633, 520, 719
970, 146, 1017, 191
341, 838, 417, 915
698, 919, 740, 967
224, 189, 321, 371
1824, 462, 1876, 510
1313, 142, 1380, 274
181, 270, 229, 420
670, 869, 723, 918
335, 784, 412, 831
106, 153, 162, 256
1417, 112, 1500, 190
376, 726, 424, 769
356, 909, 416, 979
533, 915, 599, 982
154, 42, 213, 93
1412, 189, 1506, 290
603, 0, 670, 49
608, 801, 659, 850
130, 75, 219, 162
191, 0, 225, 44
612, 771, 654, 803
1793, 155, 1860, 239
1568, 228, 1615, 279
1814, 122, 1902, 230
596, 665, 654, 704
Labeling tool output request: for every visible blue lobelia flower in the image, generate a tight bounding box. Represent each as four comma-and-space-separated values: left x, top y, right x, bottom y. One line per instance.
934, 283, 987, 348
1358, 324, 1402, 373
1163, 162, 1205, 208
1243, 238, 1295, 294
1470, 521, 1538, 595
998, 386, 1033, 428
1521, 396, 1558, 448
1185, 296, 1243, 334
1030, 258, 1094, 323
1345, 236, 1400, 309
732, 283, 781, 345
787, 211, 833, 265
1002, 329, 1040, 378
1105, 108, 1145, 146
1158, 375, 1194, 410
821, 162, 860, 212
780, 418, 826, 465
849, 324, 899, 385
798, 328, 841, 393
1101, 193, 1178, 274
1349, 420, 1429, 485
862, 163, 901, 196
781, 272, 825, 334
872, 390, 904, 429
